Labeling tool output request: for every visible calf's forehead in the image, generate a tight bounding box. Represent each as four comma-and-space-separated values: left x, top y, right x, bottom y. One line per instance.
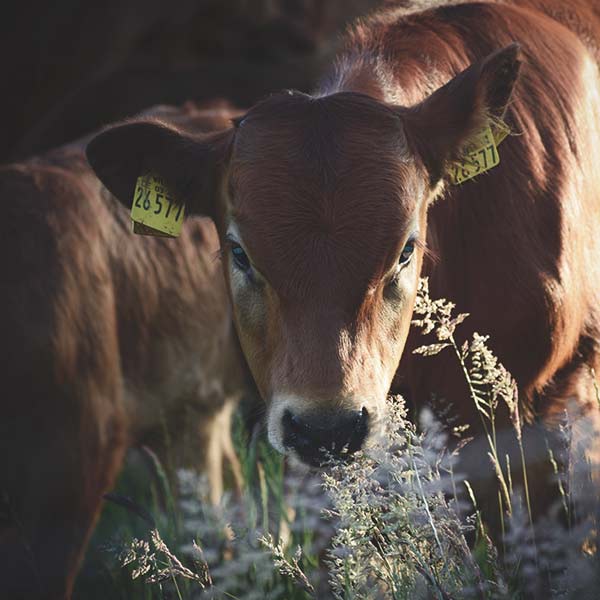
230, 92, 413, 199
226, 93, 423, 302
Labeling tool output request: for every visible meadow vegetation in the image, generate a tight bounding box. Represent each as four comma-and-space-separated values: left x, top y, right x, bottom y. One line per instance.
73, 280, 600, 599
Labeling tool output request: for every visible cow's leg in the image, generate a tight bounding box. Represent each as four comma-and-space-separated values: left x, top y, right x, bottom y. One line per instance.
149, 393, 243, 505
203, 397, 243, 505
0, 432, 126, 600
457, 354, 600, 540
560, 372, 600, 522
0, 386, 126, 600
533, 350, 600, 520
455, 419, 566, 535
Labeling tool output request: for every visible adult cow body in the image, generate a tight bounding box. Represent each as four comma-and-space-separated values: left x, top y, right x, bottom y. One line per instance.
89, 0, 600, 550
0, 103, 247, 599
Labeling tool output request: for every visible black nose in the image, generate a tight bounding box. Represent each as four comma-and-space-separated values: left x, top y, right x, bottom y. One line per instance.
282, 407, 369, 467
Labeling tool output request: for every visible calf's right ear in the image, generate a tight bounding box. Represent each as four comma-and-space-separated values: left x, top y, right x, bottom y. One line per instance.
86, 119, 233, 218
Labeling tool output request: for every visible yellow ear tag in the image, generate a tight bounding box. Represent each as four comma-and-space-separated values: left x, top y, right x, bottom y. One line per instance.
130, 174, 185, 237
448, 121, 510, 185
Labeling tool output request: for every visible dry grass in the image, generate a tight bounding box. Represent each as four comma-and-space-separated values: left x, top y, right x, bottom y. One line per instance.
76, 278, 600, 599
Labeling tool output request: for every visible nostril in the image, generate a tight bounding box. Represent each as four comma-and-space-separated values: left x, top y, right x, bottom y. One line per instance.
358, 406, 369, 431
283, 410, 306, 434
347, 407, 369, 453
282, 410, 293, 428
282, 410, 313, 452
290, 412, 302, 431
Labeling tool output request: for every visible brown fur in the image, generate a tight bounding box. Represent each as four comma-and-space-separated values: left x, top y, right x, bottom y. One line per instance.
0, 102, 248, 599
88, 0, 600, 540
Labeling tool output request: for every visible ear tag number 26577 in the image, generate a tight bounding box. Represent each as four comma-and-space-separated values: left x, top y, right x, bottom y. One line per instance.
448, 121, 509, 185
130, 174, 185, 237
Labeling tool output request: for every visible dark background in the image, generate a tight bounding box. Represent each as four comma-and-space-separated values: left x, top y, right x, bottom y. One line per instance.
3, 0, 387, 163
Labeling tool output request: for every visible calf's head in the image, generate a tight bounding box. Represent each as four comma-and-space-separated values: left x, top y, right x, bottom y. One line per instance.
87, 45, 520, 467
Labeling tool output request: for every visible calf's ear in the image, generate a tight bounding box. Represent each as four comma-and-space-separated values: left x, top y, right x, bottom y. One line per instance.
401, 43, 522, 184
86, 119, 232, 217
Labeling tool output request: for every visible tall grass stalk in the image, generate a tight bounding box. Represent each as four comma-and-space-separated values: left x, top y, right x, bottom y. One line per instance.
412, 278, 540, 552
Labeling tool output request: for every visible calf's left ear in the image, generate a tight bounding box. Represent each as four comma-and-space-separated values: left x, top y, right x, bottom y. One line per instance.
400, 43, 522, 184
86, 119, 232, 218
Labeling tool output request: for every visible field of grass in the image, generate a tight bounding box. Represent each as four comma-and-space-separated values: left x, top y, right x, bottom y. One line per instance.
73, 415, 322, 600
73, 280, 600, 599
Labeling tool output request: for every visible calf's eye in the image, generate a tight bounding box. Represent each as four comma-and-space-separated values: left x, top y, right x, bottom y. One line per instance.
399, 239, 415, 265
231, 243, 251, 273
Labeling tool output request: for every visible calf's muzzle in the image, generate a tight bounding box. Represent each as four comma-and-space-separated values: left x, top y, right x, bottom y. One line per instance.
282, 407, 369, 467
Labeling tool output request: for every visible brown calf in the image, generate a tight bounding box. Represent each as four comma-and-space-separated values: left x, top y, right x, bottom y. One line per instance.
89, 0, 600, 525
0, 102, 247, 599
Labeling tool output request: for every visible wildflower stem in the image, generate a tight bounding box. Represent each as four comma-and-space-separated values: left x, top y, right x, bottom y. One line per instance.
409, 443, 444, 556
449, 336, 512, 515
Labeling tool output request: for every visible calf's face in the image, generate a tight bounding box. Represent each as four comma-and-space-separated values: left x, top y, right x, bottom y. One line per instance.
87, 45, 520, 467
225, 93, 430, 465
